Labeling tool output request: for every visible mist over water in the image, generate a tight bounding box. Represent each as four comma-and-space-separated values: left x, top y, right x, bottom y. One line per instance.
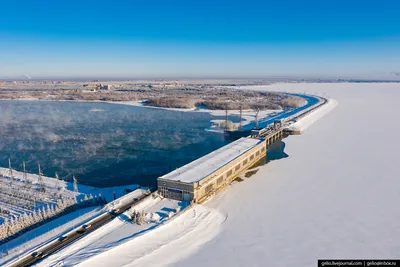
0, 101, 229, 188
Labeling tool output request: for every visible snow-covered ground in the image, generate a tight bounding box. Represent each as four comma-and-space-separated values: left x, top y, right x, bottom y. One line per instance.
0, 168, 139, 203
44, 83, 400, 267
76, 204, 225, 267
35, 197, 190, 267
0, 168, 140, 264
0, 206, 102, 265
171, 83, 400, 267
0, 167, 139, 223
290, 98, 338, 132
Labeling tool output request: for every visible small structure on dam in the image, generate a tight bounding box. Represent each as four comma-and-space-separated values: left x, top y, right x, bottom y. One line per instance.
157, 137, 267, 203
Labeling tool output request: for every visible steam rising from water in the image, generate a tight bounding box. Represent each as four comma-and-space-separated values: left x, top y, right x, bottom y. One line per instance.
0, 101, 228, 187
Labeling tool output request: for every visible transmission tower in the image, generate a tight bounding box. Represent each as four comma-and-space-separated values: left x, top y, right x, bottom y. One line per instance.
7, 158, 14, 187
239, 105, 243, 131
73, 175, 79, 193
55, 172, 60, 191
255, 108, 260, 129
37, 164, 46, 193
225, 103, 229, 130
22, 161, 32, 191
54, 172, 62, 199
8, 158, 13, 179
23, 161, 29, 183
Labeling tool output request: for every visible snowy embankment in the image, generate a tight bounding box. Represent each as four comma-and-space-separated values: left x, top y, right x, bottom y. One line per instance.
0, 206, 102, 265
290, 98, 338, 132
76, 205, 225, 267
34, 196, 195, 267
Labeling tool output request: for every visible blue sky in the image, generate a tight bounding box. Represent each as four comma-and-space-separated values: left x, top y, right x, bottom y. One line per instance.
1, 0, 400, 79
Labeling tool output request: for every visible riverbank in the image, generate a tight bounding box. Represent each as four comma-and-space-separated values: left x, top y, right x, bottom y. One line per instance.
0, 83, 305, 110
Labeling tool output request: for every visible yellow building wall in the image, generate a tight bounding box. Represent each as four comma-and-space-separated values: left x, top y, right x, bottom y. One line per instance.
194, 140, 266, 202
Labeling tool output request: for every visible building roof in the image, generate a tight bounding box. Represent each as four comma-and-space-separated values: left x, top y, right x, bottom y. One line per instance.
159, 137, 263, 183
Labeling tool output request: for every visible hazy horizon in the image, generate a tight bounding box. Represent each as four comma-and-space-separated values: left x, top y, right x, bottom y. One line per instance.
1, 74, 400, 82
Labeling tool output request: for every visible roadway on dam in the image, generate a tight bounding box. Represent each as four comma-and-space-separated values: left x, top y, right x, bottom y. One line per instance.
241, 93, 320, 131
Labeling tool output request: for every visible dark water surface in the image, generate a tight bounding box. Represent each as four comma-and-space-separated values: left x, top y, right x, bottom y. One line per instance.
0, 101, 231, 188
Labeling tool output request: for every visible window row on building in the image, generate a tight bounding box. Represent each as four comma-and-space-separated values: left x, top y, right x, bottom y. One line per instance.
195, 142, 266, 202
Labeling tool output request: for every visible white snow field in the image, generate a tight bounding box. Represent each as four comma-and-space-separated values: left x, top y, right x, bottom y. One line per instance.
0, 206, 102, 265
290, 98, 338, 132
35, 83, 400, 267
172, 83, 400, 267
35, 197, 191, 267
75, 205, 225, 267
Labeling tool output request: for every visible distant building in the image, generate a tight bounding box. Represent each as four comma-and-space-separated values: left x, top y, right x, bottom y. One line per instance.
83, 83, 98, 88
83, 83, 113, 91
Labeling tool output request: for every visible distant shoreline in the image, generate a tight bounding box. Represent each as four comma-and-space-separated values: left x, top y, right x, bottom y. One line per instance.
0, 98, 275, 130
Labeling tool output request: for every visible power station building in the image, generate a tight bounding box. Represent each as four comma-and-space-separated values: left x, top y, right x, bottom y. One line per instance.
158, 137, 266, 203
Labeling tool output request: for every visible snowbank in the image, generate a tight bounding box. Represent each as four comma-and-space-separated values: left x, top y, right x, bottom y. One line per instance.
35, 198, 190, 267
75, 205, 225, 267
0, 206, 102, 266
290, 98, 338, 132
